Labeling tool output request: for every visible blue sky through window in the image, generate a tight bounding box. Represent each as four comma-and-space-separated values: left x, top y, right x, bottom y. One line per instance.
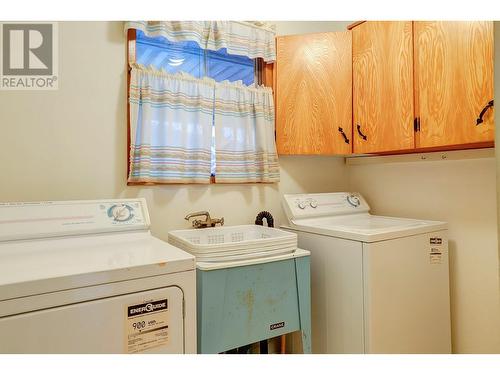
136, 30, 255, 85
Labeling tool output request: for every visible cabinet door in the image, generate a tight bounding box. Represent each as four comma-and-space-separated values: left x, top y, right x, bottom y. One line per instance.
276, 32, 352, 155
414, 21, 494, 148
352, 21, 415, 153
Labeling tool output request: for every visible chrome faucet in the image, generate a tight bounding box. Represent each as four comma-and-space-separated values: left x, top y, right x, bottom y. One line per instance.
184, 211, 224, 229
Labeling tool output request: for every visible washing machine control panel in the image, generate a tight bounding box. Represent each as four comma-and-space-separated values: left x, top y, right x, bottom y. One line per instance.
346, 194, 361, 207
284, 192, 370, 221
295, 198, 318, 210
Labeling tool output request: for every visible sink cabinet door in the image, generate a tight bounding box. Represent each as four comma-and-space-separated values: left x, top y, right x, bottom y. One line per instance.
197, 259, 303, 353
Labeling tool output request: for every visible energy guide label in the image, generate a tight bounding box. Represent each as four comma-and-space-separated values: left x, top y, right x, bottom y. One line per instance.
429, 237, 443, 265
125, 299, 169, 353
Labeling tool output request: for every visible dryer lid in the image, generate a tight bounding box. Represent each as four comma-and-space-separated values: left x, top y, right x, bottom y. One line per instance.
0, 232, 195, 301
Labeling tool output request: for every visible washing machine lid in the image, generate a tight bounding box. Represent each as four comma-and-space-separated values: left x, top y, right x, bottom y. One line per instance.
0, 199, 195, 301
282, 193, 447, 242
283, 213, 447, 242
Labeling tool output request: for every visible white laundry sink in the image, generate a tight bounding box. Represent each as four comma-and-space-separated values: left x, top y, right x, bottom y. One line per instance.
168, 225, 297, 262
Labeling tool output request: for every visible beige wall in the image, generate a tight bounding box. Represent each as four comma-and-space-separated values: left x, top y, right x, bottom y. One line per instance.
0, 21, 498, 353
0, 21, 350, 240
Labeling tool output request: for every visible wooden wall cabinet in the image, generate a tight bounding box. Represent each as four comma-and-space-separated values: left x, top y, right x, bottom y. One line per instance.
351, 20, 494, 154
275, 32, 352, 155
414, 21, 494, 149
274, 21, 494, 156
352, 21, 415, 154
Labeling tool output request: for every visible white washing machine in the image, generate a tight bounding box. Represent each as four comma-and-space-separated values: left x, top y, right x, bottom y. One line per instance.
281, 192, 451, 354
0, 199, 196, 354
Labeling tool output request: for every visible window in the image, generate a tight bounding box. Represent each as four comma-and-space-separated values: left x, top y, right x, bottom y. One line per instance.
126, 23, 278, 185
130, 29, 266, 179
135, 30, 259, 86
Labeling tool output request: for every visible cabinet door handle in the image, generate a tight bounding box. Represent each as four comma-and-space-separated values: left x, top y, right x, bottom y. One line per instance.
356, 124, 368, 141
338, 127, 350, 144
476, 100, 494, 125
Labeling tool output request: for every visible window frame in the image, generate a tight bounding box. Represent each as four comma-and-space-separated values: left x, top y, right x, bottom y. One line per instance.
126, 29, 275, 186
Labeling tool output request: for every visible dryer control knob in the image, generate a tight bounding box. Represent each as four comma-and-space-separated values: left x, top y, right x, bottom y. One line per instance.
310, 200, 318, 208
108, 204, 134, 222
298, 201, 306, 209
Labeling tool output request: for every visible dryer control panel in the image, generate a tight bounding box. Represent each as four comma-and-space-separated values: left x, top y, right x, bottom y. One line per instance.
0, 199, 150, 242
282, 192, 370, 222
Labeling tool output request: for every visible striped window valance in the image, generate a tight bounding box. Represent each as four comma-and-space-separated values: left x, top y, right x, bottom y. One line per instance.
125, 21, 276, 62
128, 65, 280, 184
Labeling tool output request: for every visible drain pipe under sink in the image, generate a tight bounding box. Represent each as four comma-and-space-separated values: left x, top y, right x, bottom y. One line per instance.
254, 211, 286, 354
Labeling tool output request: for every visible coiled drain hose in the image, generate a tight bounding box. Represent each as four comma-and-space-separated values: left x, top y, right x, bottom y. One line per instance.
255, 211, 274, 228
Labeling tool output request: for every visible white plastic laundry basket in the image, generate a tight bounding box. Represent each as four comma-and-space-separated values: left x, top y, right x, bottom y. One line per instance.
168, 225, 297, 262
